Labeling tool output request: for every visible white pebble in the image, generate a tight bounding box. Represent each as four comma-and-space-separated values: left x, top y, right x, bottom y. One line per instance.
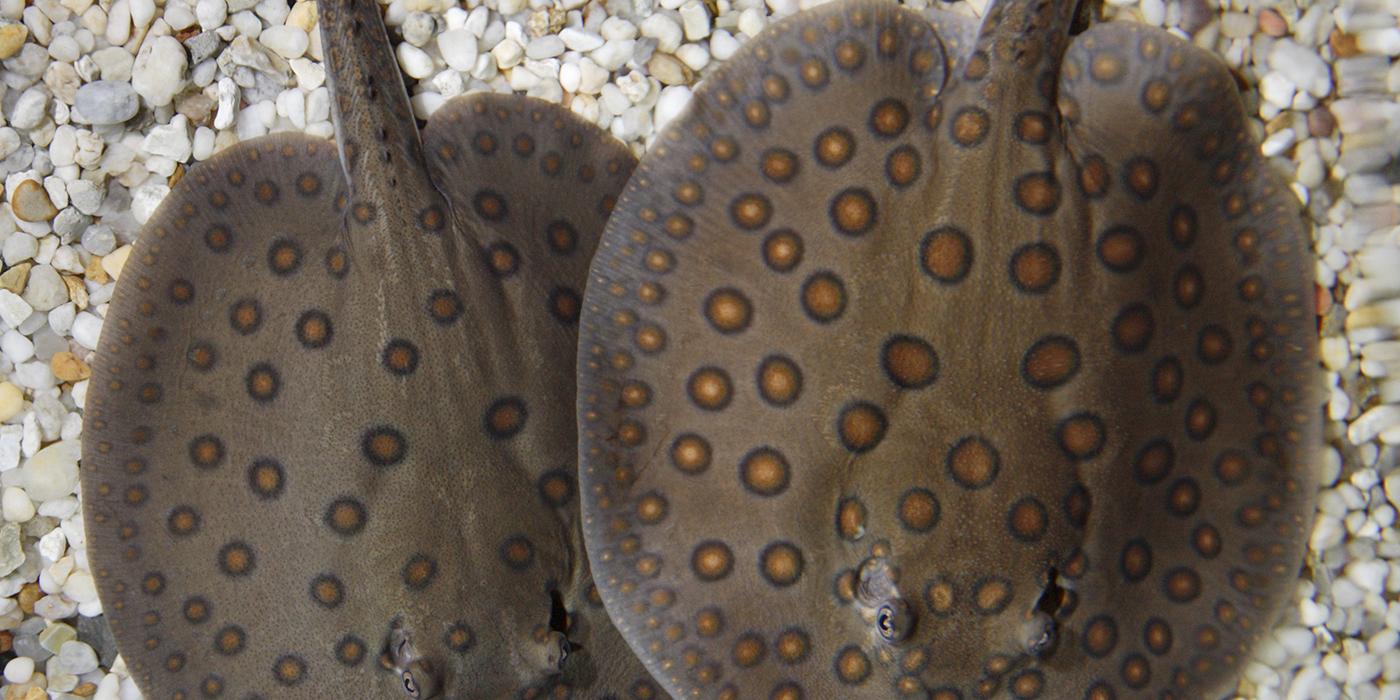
70, 311, 102, 350
492, 38, 523, 69
396, 42, 435, 79
57, 640, 98, 674
600, 17, 636, 41
1, 487, 33, 522
196, 0, 226, 30
1269, 38, 1333, 98
4, 656, 34, 684
526, 35, 565, 59
259, 24, 308, 59
437, 28, 477, 71
559, 27, 602, 52
20, 439, 80, 502
589, 38, 633, 71
576, 57, 608, 94
558, 62, 580, 92
2, 232, 38, 266
34, 594, 77, 620
710, 30, 739, 61
0, 290, 34, 329
1349, 559, 1390, 594
1259, 72, 1297, 109
10, 87, 49, 130
131, 35, 188, 107
1, 331, 33, 364
654, 84, 691, 130
737, 8, 766, 37
641, 13, 683, 53
679, 0, 710, 41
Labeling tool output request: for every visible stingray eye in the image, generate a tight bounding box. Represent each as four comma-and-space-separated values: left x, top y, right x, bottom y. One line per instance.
557, 638, 571, 669
402, 671, 420, 698
875, 599, 914, 643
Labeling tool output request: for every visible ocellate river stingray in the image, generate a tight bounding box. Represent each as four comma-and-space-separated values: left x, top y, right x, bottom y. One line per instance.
81, 0, 664, 697
577, 0, 1321, 698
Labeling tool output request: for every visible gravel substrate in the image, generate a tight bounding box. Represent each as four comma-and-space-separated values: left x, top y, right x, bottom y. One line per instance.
0, 0, 1389, 698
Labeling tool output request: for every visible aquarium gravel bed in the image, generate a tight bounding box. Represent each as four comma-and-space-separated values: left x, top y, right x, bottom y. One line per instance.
0, 0, 1391, 698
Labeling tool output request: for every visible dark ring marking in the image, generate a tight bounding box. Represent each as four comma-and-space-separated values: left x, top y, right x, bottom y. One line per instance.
267, 239, 302, 276
361, 426, 407, 467
484, 396, 528, 439
217, 541, 256, 577
295, 310, 333, 349
402, 553, 438, 590
381, 339, 419, 376
244, 362, 280, 403
324, 497, 367, 536
499, 535, 536, 571
247, 458, 285, 500
426, 289, 463, 325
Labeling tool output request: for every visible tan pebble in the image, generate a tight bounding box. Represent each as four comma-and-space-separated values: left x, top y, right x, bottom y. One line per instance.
1308, 106, 1337, 137
1330, 28, 1360, 57
647, 53, 694, 86
101, 245, 132, 281
17, 582, 40, 614
167, 162, 186, 187
0, 261, 31, 294
1257, 8, 1287, 37
62, 273, 88, 310
0, 23, 27, 60
51, 353, 91, 383
84, 255, 109, 285
1265, 113, 1292, 135
0, 382, 23, 422
286, 1, 318, 31
10, 180, 58, 223
21, 685, 47, 700
72, 682, 97, 697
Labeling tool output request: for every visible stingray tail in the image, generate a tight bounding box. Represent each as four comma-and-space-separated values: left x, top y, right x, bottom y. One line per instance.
317, 0, 431, 194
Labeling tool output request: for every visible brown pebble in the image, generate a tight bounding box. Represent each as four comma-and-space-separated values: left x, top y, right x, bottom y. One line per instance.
17, 582, 40, 615
1330, 28, 1360, 58
0, 630, 10, 653
10, 180, 57, 223
51, 351, 92, 383
1307, 106, 1337, 137
61, 273, 88, 310
84, 255, 110, 285
1257, 9, 1287, 37
72, 682, 98, 697
1178, 0, 1213, 35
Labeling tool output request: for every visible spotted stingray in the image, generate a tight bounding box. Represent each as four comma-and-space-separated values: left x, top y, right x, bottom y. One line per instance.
576, 0, 1322, 697
79, 1, 665, 697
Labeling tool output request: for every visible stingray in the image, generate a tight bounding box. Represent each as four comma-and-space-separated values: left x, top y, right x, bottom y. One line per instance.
79, 1, 665, 697
576, 0, 1322, 697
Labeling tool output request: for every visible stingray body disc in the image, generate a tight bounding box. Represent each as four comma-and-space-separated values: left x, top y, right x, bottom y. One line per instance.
576, 1, 1321, 698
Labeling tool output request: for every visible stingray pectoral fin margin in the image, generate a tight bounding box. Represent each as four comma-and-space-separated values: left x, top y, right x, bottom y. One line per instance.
1054, 21, 1321, 697
81, 133, 374, 698
576, 1, 954, 697
423, 93, 635, 340
422, 92, 664, 699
